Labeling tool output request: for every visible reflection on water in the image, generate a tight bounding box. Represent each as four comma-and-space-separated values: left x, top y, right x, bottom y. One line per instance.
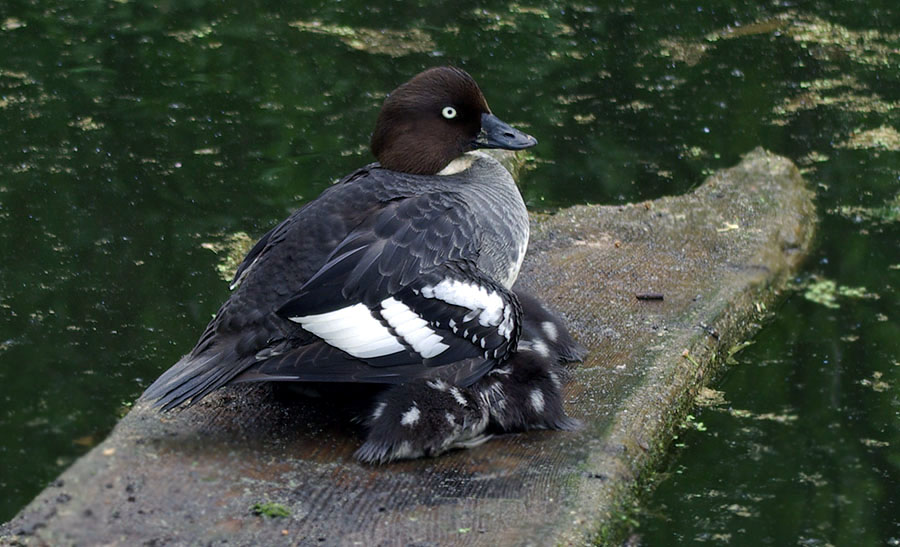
0, 0, 897, 542
644, 291, 899, 545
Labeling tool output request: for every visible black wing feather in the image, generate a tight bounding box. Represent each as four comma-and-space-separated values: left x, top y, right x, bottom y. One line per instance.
279, 193, 476, 315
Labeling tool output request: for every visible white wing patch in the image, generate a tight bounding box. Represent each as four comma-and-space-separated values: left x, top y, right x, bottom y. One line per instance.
421, 279, 515, 339
290, 299, 451, 360
290, 303, 406, 358
381, 297, 449, 359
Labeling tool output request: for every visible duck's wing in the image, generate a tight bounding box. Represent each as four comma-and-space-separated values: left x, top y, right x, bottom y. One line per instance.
240, 194, 522, 386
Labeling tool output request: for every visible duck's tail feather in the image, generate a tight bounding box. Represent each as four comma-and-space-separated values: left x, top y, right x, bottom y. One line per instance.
141, 346, 251, 411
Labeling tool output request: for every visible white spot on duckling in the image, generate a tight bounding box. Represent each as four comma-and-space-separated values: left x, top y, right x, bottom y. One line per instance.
426, 379, 449, 391
371, 401, 387, 421
541, 321, 559, 342
532, 340, 551, 358
530, 389, 545, 413
393, 441, 416, 459
401, 405, 420, 427
518, 339, 551, 358
548, 370, 561, 389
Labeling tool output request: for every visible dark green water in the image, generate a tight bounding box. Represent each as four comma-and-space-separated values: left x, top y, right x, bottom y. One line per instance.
0, 0, 897, 543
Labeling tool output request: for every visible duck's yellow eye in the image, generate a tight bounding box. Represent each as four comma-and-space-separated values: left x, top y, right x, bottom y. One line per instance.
441, 106, 457, 119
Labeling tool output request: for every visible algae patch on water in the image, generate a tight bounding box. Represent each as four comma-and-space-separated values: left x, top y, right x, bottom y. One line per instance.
831, 192, 900, 224
289, 20, 435, 57
837, 126, 900, 151
201, 232, 256, 282
796, 277, 878, 309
